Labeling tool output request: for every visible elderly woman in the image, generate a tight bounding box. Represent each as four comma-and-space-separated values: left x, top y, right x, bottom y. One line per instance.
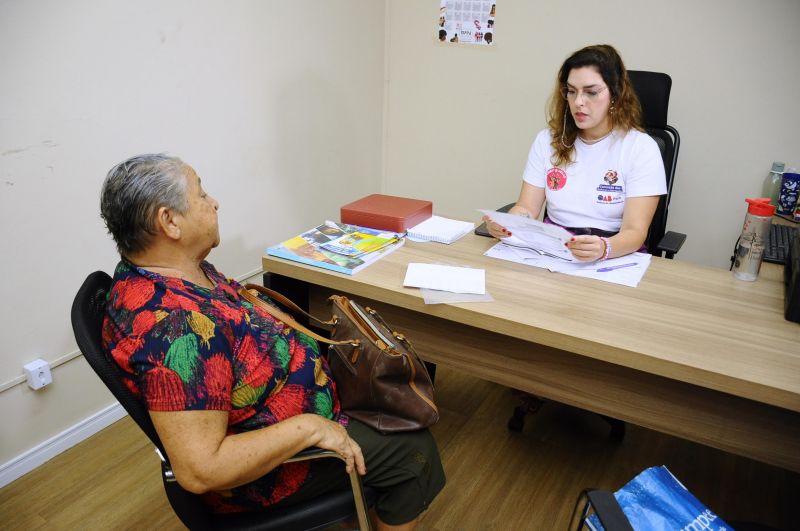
100, 154, 444, 530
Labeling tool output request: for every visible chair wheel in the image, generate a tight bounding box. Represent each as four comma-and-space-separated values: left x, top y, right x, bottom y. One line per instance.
507, 407, 526, 432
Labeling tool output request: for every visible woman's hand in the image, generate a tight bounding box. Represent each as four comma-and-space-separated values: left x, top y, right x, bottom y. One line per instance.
308, 415, 366, 475
482, 215, 511, 239
565, 235, 606, 262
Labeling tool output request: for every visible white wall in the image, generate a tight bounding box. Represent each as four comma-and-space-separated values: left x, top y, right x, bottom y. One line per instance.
0, 0, 385, 468
384, 0, 800, 268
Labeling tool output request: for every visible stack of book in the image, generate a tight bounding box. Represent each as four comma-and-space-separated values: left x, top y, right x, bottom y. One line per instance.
267, 221, 405, 275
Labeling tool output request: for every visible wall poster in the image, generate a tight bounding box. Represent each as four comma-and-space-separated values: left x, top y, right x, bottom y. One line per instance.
438, 1, 496, 46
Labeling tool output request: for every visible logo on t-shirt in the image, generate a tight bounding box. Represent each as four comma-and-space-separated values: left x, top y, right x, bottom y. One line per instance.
597, 168, 623, 197
546, 168, 567, 191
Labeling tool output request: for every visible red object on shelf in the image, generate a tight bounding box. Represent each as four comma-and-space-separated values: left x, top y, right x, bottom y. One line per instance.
340, 194, 433, 232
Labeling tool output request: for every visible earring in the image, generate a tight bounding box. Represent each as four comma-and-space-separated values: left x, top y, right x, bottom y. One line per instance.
560, 108, 574, 149
609, 100, 616, 114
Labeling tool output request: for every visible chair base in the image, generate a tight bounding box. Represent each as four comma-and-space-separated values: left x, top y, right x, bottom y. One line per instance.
506, 398, 626, 441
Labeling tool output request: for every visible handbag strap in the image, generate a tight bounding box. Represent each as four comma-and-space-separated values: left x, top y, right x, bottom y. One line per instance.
243, 283, 330, 326
238, 284, 358, 348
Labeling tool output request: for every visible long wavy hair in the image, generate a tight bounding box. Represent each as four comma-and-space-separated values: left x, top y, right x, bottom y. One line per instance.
547, 44, 643, 167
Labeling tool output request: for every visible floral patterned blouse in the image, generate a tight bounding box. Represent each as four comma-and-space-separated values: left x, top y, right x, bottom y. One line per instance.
102, 260, 343, 512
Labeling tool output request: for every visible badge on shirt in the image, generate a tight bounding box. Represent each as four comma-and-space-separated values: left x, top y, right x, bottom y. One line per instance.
547, 168, 567, 191
596, 170, 623, 204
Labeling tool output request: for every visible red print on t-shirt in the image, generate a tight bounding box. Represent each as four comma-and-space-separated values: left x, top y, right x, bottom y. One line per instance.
547, 168, 567, 191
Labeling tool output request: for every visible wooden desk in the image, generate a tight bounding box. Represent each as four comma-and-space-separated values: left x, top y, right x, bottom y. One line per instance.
263, 234, 800, 472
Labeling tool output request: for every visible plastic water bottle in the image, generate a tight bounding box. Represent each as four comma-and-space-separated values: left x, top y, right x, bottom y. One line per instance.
732, 198, 775, 281
762, 161, 785, 207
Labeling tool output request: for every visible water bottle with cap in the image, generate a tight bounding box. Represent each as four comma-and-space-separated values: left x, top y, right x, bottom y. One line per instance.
761, 161, 785, 206
732, 198, 775, 281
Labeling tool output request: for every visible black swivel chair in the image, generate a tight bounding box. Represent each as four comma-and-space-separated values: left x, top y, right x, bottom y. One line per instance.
476, 70, 686, 437
71, 271, 375, 531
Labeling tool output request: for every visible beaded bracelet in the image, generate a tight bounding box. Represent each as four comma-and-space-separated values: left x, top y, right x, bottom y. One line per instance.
599, 237, 611, 261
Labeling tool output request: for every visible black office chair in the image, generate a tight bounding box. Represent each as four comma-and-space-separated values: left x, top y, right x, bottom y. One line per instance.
476, 70, 686, 437
71, 271, 375, 531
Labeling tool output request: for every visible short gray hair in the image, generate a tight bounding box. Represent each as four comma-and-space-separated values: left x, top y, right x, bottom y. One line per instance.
100, 154, 189, 257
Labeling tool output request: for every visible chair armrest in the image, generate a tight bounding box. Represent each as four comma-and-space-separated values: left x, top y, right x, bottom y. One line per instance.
474, 202, 516, 237
657, 230, 686, 259
284, 446, 337, 463
285, 447, 372, 530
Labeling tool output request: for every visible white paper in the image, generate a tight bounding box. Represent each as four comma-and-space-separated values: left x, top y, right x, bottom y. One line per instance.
420, 288, 494, 304
403, 263, 486, 294
479, 209, 575, 261
484, 243, 652, 287
407, 215, 474, 244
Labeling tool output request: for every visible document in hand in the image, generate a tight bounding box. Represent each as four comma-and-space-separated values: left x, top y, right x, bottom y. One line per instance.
478, 209, 574, 261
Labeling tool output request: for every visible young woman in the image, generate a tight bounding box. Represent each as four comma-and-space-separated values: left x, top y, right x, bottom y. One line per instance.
483, 44, 666, 261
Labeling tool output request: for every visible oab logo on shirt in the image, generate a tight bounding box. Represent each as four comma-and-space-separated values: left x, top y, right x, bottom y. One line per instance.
596, 170, 623, 204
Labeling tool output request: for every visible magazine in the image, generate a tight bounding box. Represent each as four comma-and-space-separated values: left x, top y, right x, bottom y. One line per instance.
320, 227, 402, 257
267, 221, 405, 275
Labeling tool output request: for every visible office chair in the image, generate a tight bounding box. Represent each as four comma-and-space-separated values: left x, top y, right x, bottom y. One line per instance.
71, 271, 375, 531
476, 70, 686, 436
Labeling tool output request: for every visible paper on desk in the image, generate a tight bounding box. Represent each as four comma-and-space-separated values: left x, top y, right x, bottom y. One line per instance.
403, 263, 486, 294
478, 209, 574, 261
485, 242, 651, 287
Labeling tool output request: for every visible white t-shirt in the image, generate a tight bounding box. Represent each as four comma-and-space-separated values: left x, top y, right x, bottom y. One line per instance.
522, 128, 667, 232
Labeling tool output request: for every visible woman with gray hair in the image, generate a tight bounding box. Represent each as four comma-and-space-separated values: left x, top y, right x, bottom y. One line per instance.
100, 154, 444, 530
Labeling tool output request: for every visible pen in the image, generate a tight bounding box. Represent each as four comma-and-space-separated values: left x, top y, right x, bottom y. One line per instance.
596, 262, 638, 272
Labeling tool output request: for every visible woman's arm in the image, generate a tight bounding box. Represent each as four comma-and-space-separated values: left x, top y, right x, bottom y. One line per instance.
483, 182, 546, 238
150, 410, 365, 494
566, 196, 659, 261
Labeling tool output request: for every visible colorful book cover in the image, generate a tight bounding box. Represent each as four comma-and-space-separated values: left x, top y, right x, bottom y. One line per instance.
267, 221, 405, 275
320, 229, 401, 257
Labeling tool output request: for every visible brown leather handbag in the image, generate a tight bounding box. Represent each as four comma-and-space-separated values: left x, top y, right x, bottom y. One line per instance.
240, 284, 439, 433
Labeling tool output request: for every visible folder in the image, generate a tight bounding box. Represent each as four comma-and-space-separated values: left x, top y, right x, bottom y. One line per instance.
341, 194, 432, 232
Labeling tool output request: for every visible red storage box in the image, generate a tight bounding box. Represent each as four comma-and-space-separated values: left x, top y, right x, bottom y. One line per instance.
341, 194, 432, 232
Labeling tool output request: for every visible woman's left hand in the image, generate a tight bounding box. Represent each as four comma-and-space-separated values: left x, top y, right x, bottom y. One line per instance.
565, 235, 606, 262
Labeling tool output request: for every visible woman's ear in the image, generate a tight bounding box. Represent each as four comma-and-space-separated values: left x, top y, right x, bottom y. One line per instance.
156, 206, 181, 240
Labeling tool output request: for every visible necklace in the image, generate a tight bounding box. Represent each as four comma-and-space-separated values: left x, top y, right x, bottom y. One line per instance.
579, 128, 614, 145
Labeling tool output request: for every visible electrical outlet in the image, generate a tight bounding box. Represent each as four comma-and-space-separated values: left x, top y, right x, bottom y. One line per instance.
23, 358, 52, 390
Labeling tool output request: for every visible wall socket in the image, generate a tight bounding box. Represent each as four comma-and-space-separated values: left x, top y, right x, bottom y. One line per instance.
23, 358, 53, 390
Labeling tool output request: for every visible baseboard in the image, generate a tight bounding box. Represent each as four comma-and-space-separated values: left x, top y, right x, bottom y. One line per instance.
0, 402, 127, 488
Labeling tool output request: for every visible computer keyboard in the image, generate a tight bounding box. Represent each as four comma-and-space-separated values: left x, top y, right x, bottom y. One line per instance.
763, 223, 798, 264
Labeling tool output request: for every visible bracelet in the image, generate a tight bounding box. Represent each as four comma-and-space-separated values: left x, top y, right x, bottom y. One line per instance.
599, 237, 611, 261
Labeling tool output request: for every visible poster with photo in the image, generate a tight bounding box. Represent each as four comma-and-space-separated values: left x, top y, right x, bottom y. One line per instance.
437, 1, 495, 46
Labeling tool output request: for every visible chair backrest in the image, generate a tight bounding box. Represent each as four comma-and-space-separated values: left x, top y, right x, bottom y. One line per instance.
71, 271, 170, 455
627, 70, 680, 256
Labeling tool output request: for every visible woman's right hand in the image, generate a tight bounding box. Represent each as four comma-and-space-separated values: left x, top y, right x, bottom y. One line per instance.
307, 415, 366, 475
482, 215, 511, 239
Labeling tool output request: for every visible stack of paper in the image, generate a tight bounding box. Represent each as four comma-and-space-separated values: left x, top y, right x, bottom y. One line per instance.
407, 215, 474, 244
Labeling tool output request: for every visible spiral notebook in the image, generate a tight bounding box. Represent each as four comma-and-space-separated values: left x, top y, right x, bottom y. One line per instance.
406, 215, 474, 244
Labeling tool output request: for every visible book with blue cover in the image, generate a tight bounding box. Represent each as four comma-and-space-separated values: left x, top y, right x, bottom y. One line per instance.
267, 221, 405, 275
